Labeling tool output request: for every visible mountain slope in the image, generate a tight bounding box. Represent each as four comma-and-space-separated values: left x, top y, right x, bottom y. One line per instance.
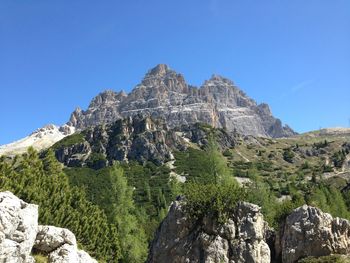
0, 124, 75, 156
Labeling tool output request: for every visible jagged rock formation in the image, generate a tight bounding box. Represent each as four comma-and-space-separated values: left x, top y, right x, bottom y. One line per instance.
0, 191, 96, 263
0, 64, 295, 157
68, 64, 295, 138
148, 200, 350, 263
277, 205, 350, 263
147, 199, 271, 263
53, 116, 237, 167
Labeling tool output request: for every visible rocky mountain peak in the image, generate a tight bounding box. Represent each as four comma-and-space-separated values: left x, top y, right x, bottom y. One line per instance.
205, 74, 235, 86
16, 64, 294, 139
137, 64, 188, 94
257, 103, 272, 116
89, 90, 125, 109
147, 64, 171, 77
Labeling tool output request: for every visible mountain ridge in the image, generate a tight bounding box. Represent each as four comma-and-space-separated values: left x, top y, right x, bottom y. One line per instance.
68, 64, 296, 138
0, 64, 296, 156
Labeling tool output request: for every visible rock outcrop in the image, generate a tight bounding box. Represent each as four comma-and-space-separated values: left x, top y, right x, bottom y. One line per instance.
148, 200, 350, 263
53, 116, 237, 167
147, 200, 271, 263
0, 191, 96, 263
277, 205, 350, 263
0, 191, 38, 263
68, 64, 295, 138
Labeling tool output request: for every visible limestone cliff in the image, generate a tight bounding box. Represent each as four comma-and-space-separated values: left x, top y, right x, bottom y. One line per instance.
68, 64, 296, 138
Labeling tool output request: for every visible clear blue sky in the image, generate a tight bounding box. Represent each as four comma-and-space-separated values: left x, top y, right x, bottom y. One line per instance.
1, 0, 349, 144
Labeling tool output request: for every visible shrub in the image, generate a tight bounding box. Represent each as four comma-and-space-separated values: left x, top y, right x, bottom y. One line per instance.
183, 181, 245, 224
283, 148, 295, 163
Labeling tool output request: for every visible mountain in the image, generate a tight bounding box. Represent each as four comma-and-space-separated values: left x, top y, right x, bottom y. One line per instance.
68, 64, 295, 138
0, 64, 294, 156
0, 124, 75, 156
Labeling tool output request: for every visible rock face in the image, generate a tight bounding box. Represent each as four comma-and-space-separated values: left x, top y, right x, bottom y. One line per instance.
0, 191, 96, 263
0, 191, 38, 263
147, 200, 271, 263
68, 64, 295, 138
54, 116, 237, 167
278, 205, 350, 263
148, 201, 350, 263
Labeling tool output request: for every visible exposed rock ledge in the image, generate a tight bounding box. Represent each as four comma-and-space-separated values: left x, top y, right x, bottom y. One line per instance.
148, 200, 350, 263
0, 191, 96, 263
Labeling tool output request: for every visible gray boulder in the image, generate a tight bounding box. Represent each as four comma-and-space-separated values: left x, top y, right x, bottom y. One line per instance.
147, 200, 271, 263
34, 225, 96, 263
278, 205, 350, 263
34, 225, 77, 253
48, 243, 97, 263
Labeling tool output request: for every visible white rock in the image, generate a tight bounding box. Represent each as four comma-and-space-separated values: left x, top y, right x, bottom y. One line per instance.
49, 244, 97, 263
0, 191, 96, 263
280, 205, 350, 263
0, 191, 38, 263
34, 225, 77, 253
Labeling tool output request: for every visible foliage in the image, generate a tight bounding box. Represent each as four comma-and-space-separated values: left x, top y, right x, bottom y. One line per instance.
86, 152, 107, 169
121, 161, 178, 237
332, 150, 346, 168
313, 140, 329, 149
51, 133, 85, 149
298, 255, 350, 263
65, 165, 148, 263
182, 137, 241, 224
66, 160, 179, 262
0, 148, 120, 262
33, 253, 48, 263
283, 148, 295, 163
184, 181, 244, 224
109, 165, 148, 263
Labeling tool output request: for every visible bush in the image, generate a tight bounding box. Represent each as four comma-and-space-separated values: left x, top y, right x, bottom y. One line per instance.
283, 148, 295, 163
86, 152, 108, 169
183, 181, 245, 224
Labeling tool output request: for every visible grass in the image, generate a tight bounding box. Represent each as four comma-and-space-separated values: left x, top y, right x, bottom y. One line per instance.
298, 255, 350, 263
33, 253, 48, 263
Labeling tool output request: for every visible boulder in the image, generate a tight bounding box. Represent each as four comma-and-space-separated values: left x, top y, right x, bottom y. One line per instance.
279, 205, 350, 263
147, 200, 271, 263
34, 225, 96, 263
0, 191, 96, 263
34, 225, 77, 253
48, 243, 97, 263
0, 191, 38, 263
